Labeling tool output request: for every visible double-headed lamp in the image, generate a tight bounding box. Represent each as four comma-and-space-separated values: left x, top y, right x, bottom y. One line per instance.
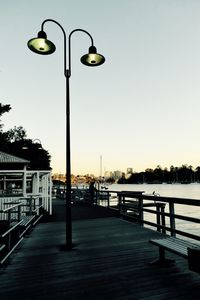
28, 31, 105, 66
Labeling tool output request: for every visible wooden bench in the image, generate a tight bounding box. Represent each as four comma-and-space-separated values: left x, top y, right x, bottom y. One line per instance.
0, 203, 24, 264
32, 204, 43, 225
149, 236, 200, 273
19, 215, 36, 237
19, 196, 43, 225
0, 199, 44, 265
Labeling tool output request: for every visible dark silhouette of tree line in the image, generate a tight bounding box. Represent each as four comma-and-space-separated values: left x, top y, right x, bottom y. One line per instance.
118, 165, 200, 184
0, 102, 51, 170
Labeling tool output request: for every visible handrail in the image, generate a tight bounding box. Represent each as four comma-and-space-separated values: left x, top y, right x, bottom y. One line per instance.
2, 202, 22, 212
137, 194, 200, 206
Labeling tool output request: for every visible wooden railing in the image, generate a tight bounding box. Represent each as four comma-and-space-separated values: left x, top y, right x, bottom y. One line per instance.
96, 190, 200, 243
0, 196, 45, 264
55, 187, 200, 243
0, 192, 51, 220
0, 203, 23, 264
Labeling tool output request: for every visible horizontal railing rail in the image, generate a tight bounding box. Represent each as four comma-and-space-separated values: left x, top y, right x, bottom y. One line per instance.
2, 202, 22, 213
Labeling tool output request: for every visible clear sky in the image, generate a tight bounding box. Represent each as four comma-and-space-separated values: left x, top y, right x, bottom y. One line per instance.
1, 0, 200, 176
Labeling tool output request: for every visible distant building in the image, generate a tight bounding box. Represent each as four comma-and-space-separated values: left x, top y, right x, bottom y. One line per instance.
104, 171, 113, 179
113, 170, 122, 180
52, 173, 66, 182
127, 168, 133, 174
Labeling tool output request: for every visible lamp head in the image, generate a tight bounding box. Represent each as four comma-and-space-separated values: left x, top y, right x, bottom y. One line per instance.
22, 145, 28, 150
33, 138, 43, 149
27, 30, 56, 55
81, 45, 105, 66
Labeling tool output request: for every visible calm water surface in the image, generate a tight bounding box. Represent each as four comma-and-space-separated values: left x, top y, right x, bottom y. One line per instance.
108, 183, 200, 199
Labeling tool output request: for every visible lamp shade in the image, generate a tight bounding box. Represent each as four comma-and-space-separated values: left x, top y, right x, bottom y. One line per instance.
27, 31, 56, 55
81, 46, 105, 66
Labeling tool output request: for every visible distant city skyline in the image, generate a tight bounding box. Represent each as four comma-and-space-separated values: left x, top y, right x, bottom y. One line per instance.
1, 1, 200, 176
52, 163, 200, 178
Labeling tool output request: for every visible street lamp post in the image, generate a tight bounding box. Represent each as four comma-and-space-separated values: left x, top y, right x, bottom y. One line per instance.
22, 138, 42, 150
27, 19, 105, 250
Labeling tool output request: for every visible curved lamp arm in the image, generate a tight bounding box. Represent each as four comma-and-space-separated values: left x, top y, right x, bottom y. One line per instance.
41, 19, 67, 76
68, 29, 94, 77
33, 138, 42, 144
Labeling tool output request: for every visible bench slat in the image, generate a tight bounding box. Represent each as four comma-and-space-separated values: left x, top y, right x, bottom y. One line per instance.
150, 237, 198, 250
149, 238, 188, 257
0, 237, 23, 265
0, 244, 6, 252
158, 239, 189, 251
168, 236, 199, 248
20, 215, 35, 226
1, 220, 23, 238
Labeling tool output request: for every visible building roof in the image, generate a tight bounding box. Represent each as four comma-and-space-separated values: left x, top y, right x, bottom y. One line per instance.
0, 151, 29, 164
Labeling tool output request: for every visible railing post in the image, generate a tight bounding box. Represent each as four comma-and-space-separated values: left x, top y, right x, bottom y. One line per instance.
118, 193, 122, 214
156, 204, 161, 232
95, 190, 98, 205
33, 197, 36, 211
17, 205, 21, 222
7, 210, 11, 251
169, 201, 176, 237
107, 192, 110, 208
122, 194, 125, 205
161, 204, 166, 234
17, 204, 21, 239
30, 197, 32, 215
138, 196, 143, 226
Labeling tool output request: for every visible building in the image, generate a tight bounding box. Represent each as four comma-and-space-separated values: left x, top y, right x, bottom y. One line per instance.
0, 151, 52, 215
127, 168, 133, 175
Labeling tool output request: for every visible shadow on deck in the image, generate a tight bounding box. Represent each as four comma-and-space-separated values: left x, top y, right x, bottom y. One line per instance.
0, 197, 199, 299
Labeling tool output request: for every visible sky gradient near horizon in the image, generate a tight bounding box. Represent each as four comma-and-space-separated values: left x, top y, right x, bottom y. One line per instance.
1, 0, 200, 175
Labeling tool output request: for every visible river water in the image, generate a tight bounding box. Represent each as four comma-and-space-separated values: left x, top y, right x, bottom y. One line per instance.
107, 182, 200, 199
105, 183, 200, 239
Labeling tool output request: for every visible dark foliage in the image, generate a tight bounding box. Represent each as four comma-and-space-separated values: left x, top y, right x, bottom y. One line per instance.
117, 164, 200, 184
0, 102, 51, 170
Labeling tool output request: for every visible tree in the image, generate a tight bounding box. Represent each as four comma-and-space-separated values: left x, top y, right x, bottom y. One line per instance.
144, 168, 154, 183
153, 165, 163, 183
6, 126, 27, 142
8, 139, 51, 170
177, 165, 194, 183
118, 172, 126, 184
195, 167, 200, 182
0, 102, 51, 170
0, 103, 12, 151
0, 103, 11, 128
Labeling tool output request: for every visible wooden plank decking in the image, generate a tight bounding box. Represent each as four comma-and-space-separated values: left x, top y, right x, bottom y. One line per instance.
0, 198, 199, 299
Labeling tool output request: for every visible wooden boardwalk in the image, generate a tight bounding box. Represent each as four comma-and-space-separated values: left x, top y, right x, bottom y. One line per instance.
0, 198, 199, 299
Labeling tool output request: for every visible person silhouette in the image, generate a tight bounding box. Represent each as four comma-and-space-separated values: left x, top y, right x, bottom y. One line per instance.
88, 181, 97, 204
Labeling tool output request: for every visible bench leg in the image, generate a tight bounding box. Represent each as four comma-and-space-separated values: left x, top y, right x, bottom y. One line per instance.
149, 246, 175, 267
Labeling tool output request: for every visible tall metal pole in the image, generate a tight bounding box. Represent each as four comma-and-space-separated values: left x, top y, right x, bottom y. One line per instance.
65, 70, 72, 249
100, 155, 102, 178
65, 29, 94, 250
41, 19, 73, 250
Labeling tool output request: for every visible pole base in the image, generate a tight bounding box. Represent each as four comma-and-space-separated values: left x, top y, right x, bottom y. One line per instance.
59, 243, 75, 251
